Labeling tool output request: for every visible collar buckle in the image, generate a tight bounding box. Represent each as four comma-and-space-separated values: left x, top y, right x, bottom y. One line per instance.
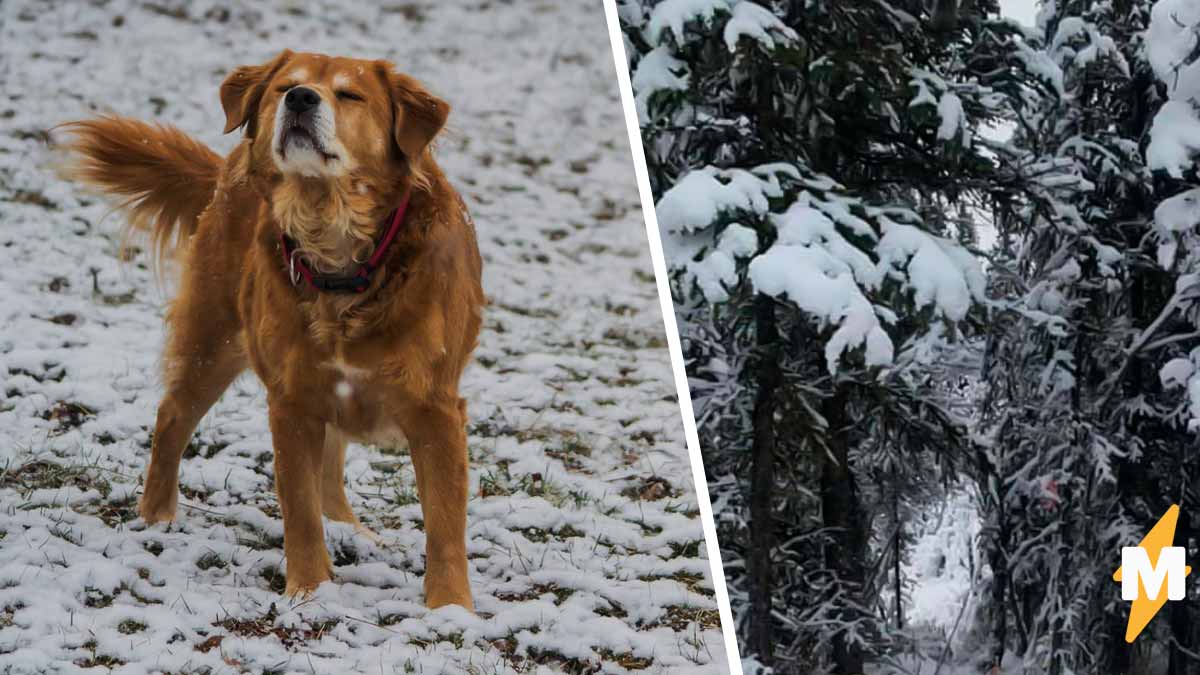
288, 249, 302, 286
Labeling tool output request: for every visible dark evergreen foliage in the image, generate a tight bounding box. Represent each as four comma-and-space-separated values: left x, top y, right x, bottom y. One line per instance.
619, 0, 1200, 672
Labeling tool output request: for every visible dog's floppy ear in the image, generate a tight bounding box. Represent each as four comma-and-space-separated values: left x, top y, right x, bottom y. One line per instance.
220, 50, 293, 136
378, 63, 450, 161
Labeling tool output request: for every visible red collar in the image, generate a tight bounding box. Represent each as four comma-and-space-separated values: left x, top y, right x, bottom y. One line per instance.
280, 195, 410, 294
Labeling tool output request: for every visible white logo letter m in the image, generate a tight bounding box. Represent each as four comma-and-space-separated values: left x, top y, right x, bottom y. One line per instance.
1121, 547, 1186, 601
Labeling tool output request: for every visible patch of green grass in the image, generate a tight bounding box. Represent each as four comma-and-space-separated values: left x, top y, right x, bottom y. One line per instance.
496, 583, 576, 606
598, 649, 654, 670
48, 522, 81, 545
596, 601, 627, 619
378, 514, 422, 532
545, 436, 592, 471
478, 462, 514, 498
5, 367, 51, 383
663, 502, 701, 518
669, 539, 702, 558
639, 571, 707, 594
228, 517, 283, 551
494, 303, 559, 320
633, 269, 656, 285
621, 476, 673, 502
332, 539, 359, 566
91, 491, 138, 527
410, 631, 466, 649
0, 603, 22, 629
179, 483, 210, 502
522, 646, 651, 674
478, 462, 587, 510
215, 603, 338, 650
118, 619, 147, 634
602, 326, 665, 351
0, 459, 111, 498
514, 524, 586, 543
258, 565, 286, 594
654, 605, 721, 631
76, 639, 124, 669
195, 551, 227, 571
129, 585, 162, 606
82, 586, 114, 608
633, 519, 663, 536
629, 429, 658, 444
183, 439, 229, 460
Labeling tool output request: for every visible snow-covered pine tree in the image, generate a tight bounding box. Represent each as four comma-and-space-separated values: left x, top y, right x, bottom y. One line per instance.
619, 1, 1055, 671
1144, 2, 1200, 667
978, 2, 1144, 670
979, 0, 1200, 672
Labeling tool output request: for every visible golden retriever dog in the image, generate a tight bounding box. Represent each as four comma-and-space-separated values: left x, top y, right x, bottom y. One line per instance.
61, 50, 483, 609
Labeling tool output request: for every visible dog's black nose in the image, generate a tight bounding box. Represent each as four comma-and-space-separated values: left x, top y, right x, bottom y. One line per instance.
285, 87, 320, 113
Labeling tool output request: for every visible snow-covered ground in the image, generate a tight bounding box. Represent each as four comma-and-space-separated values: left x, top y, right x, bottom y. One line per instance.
0, 1, 724, 672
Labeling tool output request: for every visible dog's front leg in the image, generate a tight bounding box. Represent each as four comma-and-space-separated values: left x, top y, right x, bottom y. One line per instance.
268, 402, 333, 597
399, 398, 473, 610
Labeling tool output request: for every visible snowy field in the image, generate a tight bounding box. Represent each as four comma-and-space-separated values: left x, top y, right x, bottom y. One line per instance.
0, 1, 724, 673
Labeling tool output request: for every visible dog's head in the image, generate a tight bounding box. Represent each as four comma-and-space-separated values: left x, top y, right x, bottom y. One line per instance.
220, 50, 449, 182
219, 51, 449, 271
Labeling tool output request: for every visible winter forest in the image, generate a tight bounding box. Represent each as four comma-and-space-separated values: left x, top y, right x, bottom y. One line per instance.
620, 0, 1200, 673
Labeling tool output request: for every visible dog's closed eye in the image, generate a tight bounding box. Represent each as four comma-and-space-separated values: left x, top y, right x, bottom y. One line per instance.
336, 90, 365, 102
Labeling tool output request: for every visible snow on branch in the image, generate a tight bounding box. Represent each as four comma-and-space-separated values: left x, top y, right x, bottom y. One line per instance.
1153, 186, 1200, 268
1160, 351, 1200, 431
722, 2, 796, 52
631, 46, 690, 120
909, 69, 970, 146
1049, 16, 1129, 76
646, 0, 733, 45
1148, 101, 1200, 179
656, 167, 776, 234
876, 219, 985, 322
656, 164, 985, 373
1146, 0, 1200, 176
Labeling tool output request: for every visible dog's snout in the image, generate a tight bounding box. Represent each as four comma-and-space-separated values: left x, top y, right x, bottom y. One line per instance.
285, 87, 321, 113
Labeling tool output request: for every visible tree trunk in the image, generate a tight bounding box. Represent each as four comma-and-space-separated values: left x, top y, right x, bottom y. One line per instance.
747, 293, 781, 664
892, 455, 903, 631
989, 493, 1009, 670
930, 0, 960, 32
823, 386, 866, 674
894, 505, 903, 630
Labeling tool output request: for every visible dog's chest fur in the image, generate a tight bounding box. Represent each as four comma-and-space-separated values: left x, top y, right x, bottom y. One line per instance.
324, 357, 409, 450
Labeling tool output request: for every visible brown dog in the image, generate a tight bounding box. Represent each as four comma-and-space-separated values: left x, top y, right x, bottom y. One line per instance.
61, 50, 483, 609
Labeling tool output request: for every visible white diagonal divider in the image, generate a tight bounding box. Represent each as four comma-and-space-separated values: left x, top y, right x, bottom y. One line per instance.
598, 2, 745, 673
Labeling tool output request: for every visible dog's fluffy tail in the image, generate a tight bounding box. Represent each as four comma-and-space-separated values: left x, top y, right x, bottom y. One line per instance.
59, 116, 222, 268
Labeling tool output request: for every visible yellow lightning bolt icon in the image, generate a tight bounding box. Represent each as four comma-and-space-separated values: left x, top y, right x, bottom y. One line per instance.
1113, 504, 1192, 643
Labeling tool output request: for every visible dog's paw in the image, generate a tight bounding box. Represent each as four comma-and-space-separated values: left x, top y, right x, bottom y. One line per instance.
284, 582, 316, 599
424, 584, 474, 612
284, 574, 330, 599
283, 558, 333, 599
137, 498, 177, 525
425, 592, 474, 613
